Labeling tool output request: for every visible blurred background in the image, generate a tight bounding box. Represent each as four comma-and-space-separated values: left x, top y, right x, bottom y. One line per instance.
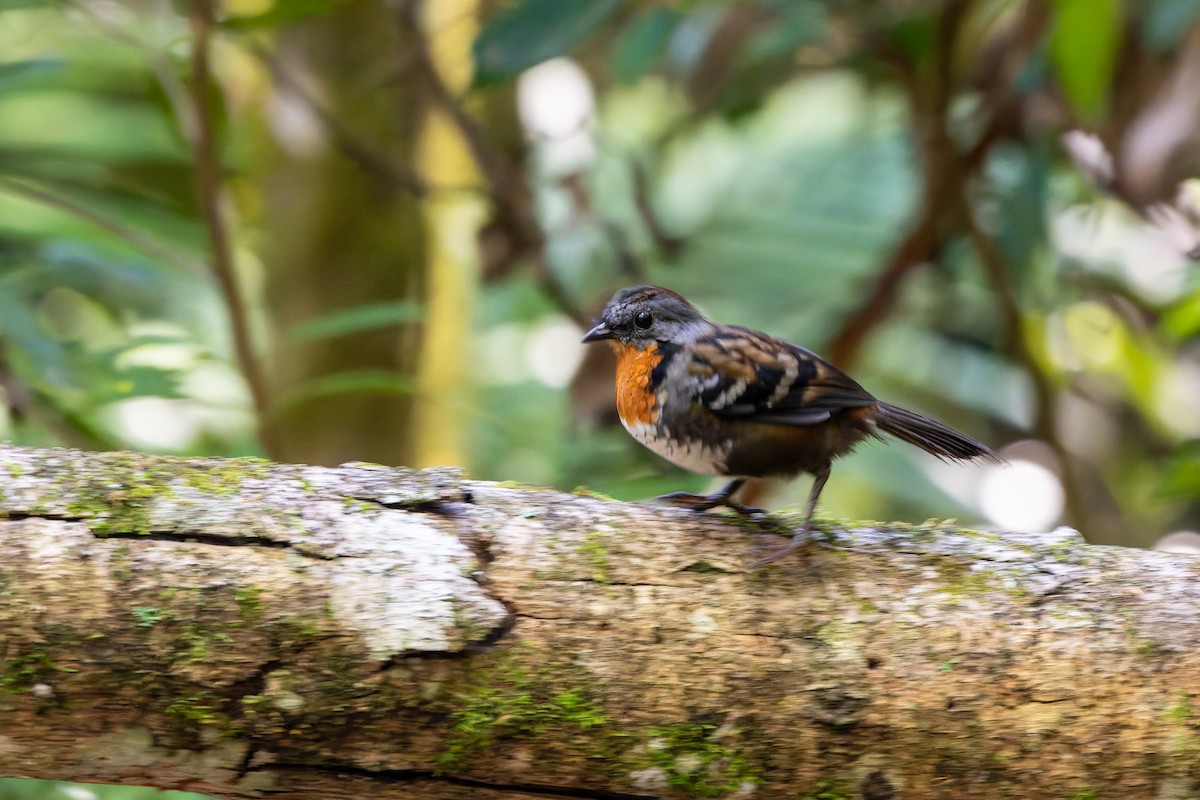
3, 0, 1200, 796
2, 0, 1200, 550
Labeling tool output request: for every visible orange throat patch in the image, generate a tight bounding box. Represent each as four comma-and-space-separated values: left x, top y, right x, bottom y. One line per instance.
612, 342, 661, 428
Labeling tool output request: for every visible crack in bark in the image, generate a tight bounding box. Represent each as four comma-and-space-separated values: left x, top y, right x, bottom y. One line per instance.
378, 612, 518, 669
542, 579, 697, 589
349, 493, 475, 516
93, 529, 334, 559
259, 762, 659, 799
5, 513, 333, 560
6, 510, 91, 523
421, 503, 521, 659
1026, 565, 1086, 606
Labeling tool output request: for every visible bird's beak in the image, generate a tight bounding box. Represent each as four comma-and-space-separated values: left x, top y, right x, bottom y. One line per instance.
581, 322, 614, 343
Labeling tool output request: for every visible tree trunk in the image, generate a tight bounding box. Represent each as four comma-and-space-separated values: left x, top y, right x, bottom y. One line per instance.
256, 1, 428, 467
0, 445, 1197, 800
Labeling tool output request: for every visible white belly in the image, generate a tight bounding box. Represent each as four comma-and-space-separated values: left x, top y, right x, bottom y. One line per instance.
622, 420, 729, 476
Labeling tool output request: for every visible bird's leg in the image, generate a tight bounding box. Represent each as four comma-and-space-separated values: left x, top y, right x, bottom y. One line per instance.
750, 466, 830, 566
800, 467, 830, 533
656, 478, 765, 516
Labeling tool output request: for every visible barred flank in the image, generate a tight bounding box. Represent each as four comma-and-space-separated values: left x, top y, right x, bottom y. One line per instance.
875, 402, 1002, 463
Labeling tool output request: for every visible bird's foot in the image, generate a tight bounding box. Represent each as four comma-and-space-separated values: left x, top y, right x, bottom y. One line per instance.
655, 491, 765, 517
748, 531, 810, 567
749, 524, 873, 567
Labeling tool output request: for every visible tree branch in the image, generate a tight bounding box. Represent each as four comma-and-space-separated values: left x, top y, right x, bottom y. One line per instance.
0, 444, 1198, 799
243, 39, 435, 198
186, 0, 280, 457
389, 0, 592, 328
959, 194, 1117, 542
826, 0, 971, 367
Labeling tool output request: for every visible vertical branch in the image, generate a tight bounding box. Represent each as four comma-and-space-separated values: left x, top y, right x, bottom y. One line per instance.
405, 0, 481, 469
391, 0, 590, 327
826, 0, 970, 367
186, 0, 279, 456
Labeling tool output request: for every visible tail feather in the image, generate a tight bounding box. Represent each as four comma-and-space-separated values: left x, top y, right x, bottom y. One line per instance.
874, 402, 1002, 463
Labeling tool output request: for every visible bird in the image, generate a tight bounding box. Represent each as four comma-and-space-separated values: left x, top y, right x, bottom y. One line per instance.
581, 285, 1000, 561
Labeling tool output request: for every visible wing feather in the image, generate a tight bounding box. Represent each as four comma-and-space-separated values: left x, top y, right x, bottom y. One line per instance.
687, 327, 875, 426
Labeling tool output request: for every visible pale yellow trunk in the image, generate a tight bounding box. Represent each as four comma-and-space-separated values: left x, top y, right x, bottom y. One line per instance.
412, 0, 485, 469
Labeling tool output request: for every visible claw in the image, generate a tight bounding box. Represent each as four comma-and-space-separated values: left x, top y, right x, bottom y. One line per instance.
748, 532, 809, 567
655, 480, 764, 517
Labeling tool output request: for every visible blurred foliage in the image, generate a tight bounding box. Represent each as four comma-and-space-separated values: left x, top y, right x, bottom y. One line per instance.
3, 0, 1200, 791
1, 0, 1198, 539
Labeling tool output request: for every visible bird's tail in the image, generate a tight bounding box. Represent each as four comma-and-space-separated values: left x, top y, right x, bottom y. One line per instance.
874, 402, 1001, 463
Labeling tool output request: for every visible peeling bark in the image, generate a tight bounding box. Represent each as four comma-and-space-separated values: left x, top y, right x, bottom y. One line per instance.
0, 445, 1198, 799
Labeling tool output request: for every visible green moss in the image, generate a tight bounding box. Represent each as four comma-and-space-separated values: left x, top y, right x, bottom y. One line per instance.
1134, 639, 1164, 659
1163, 694, 1200, 768
493, 481, 542, 491
0, 650, 74, 694
1067, 792, 1099, 800
933, 559, 1004, 600
240, 693, 273, 714
32, 453, 275, 536
938, 657, 961, 672
450, 597, 491, 642
130, 585, 265, 664
579, 532, 611, 584
1042, 539, 1077, 561
111, 544, 133, 583
166, 691, 227, 727
342, 497, 376, 513
177, 621, 230, 663
571, 486, 617, 501
437, 653, 609, 773
275, 614, 320, 642
234, 584, 264, 620
179, 458, 270, 495
1165, 695, 1196, 727
90, 486, 159, 536
640, 723, 761, 798
132, 606, 165, 628
801, 780, 850, 800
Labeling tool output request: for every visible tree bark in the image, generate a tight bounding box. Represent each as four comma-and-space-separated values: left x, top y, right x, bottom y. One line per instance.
0, 445, 1198, 800
256, 1, 429, 467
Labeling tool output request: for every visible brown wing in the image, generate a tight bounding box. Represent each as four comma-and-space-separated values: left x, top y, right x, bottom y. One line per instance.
686, 326, 877, 425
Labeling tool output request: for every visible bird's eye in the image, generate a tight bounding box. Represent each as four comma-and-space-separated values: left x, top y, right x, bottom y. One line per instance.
634, 311, 653, 330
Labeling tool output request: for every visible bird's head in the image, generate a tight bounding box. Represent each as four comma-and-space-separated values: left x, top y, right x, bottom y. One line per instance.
581, 285, 708, 350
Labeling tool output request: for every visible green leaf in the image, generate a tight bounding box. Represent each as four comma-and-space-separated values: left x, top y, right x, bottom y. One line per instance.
1161, 288, 1200, 340
91, 366, 185, 404
288, 301, 424, 343
1162, 445, 1200, 497
1051, 0, 1122, 120
0, 59, 65, 93
989, 143, 1049, 288
0, 0, 60, 8
1142, 0, 1200, 52
473, 0, 624, 85
220, 0, 351, 30
274, 370, 416, 413
886, 11, 939, 64
611, 8, 677, 84
738, 2, 825, 67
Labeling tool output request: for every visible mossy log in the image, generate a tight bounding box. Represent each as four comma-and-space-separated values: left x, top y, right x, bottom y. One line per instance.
0, 445, 1198, 800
